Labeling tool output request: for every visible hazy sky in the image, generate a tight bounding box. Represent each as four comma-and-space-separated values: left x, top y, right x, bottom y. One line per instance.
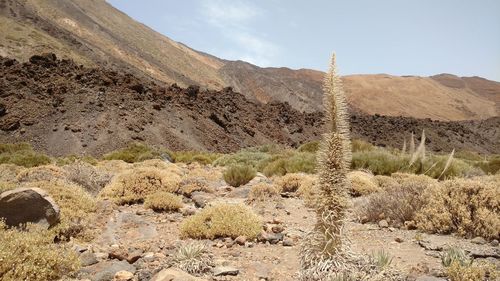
108, 0, 500, 81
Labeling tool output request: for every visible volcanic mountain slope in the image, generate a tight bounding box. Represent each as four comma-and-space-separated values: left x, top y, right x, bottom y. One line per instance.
1, 0, 499, 121
0, 54, 499, 156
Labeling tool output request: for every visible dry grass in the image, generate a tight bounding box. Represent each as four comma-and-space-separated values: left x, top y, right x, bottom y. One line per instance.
0, 164, 24, 182
144, 191, 183, 212
16, 165, 68, 183
446, 261, 499, 281
248, 182, 280, 202
0, 143, 51, 168
132, 159, 183, 175
102, 143, 163, 163
347, 170, 380, 196
223, 165, 256, 187
96, 160, 133, 175
185, 164, 223, 182
273, 173, 318, 206
373, 175, 399, 190
180, 203, 262, 239
0, 221, 80, 281
63, 161, 112, 195
99, 167, 181, 205
179, 178, 214, 197
415, 178, 500, 240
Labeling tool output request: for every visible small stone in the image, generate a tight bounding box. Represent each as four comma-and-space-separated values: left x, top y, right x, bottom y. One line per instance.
395, 237, 404, 243
213, 266, 239, 276
80, 251, 99, 267
490, 239, 499, 247
271, 225, 284, 233
180, 206, 196, 216
245, 242, 254, 248
113, 270, 134, 281
235, 236, 247, 245
378, 219, 389, 228
126, 250, 143, 264
109, 248, 128, 261
471, 237, 487, 245
283, 238, 294, 247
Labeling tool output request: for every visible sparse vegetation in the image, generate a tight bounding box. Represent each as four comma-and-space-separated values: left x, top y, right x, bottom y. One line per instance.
103, 143, 164, 163
248, 182, 280, 202
144, 191, 183, 212
0, 143, 51, 168
170, 151, 221, 165
99, 167, 181, 204
63, 161, 112, 195
416, 178, 500, 240
0, 221, 80, 281
347, 170, 380, 196
371, 249, 393, 268
16, 165, 68, 183
223, 165, 256, 187
180, 203, 262, 239
441, 247, 498, 281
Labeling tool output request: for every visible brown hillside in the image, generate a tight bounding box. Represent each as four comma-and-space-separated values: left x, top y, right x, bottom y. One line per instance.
0, 0, 498, 121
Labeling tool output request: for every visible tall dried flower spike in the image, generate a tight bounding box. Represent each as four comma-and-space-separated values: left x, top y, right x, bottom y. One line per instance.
402, 138, 407, 155
409, 132, 415, 155
299, 53, 352, 280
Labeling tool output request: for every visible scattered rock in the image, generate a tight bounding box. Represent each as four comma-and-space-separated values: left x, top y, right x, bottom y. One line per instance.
79, 260, 136, 281
395, 237, 404, 243
259, 231, 284, 244
255, 264, 271, 280
418, 240, 443, 251
378, 219, 389, 228
126, 250, 143, 264
113, 270, 134, 281
415, 276, 446, 281
213, 266, 239, 276
109, 248, 128, 261
283, 238, 294, 247
490, 239, 499, 247
471, 237, 487, 245
235, 236, 247, 245
150, 268, 207, 281
226, 186, 251, 198
180, 206, 196, 216
80, 251, 99, 267
0, 188, 60, 228
191, 192, 214, 208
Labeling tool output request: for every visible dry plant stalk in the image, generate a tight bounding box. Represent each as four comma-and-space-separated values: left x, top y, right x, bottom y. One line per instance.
299, 53, 352, 279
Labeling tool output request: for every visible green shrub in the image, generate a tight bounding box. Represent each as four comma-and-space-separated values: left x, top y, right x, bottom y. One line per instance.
0, 221, 80, 281
214, 151, 271, 168
261, 151, 316, 177
180, 203, 262, 239
103, 143, 162, 163
0, 143, 51, 168
171, 151, 221, 165
144, 191, 183, 212
455, 150, 484, 161
223, 165, 256, 187
474, 155, 500, 175
298, 141, 320, 153
352, 139, 374, 152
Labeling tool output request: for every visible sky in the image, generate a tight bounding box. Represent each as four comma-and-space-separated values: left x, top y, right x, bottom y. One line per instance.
108, 0, 500, 81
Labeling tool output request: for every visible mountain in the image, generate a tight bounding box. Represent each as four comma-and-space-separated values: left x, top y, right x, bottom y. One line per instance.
1, 54, 498, 156
1, 0, 499, 122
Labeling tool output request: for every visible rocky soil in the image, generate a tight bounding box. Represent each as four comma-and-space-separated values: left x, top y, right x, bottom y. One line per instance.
1, 54, 499, 156
66, 164, 499, 281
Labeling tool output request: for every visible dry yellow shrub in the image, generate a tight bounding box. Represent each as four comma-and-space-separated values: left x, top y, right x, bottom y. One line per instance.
374, 175, 399, 190
0, 164, 24, 182
248, 182, 280, 202
273, 173, 317, 206
186, 164, 223, 182
99, 167, 181, 205
347, 170, 380, 196
144, 191, 183, 212
180, 203, 262, 239
96, 160, 132, 175
63, 161, 112, 195
179, 178, 214, 197
133, 159, 183, 175
416, 178, 500, 240
21, 180, 97, 240
0, 221, 80, 281
446, 261, 499, 281
391, 172, 437, 186
16, 165, 68, 183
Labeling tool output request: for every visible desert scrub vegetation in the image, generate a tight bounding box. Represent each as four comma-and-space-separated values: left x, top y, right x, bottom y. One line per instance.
347, 170, 380, 196
54, 154, 98, 166
274, 173, 318, 206
172, 241, 214, 275
355, 173, 435, 227
0, 143, 51, 168
180, 203, 262, 239
298, 141, 320, 153
0, 221, 80, 281
415, 178, 500, 240
144, 191, 183, 212
99, 167, 181, 205
169, 150, 221, 165
102, 142, 165, 163
63, 161, 112, 195
0, 163, 24, 182
223, 165, 256, 187
16, 165, 68, 183
441, 247, 498, 281
248, 182, 280, 202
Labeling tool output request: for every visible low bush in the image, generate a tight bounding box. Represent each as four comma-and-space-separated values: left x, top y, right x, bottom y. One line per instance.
352, 139, 374, 152
274, 173, 317, 206
356, 174, 435, 227
0, 221, 80, 281
172, 241, 214, 275
474, 155, 500, 175
96, 160, 132, 174
347, 170, 380, 196
179, 178, 214, 197
297, 141, 320, 153
0, 143, 51, 168
445, 260, 498, 281
261, 151, 316, 177
415, 178, 500, 240
16, 165, 68, 183
351, 149, 408, 176
214, 150, 271, 168
133, 159, 183, 175
223, 165, 256, 187
103, 143, 162, 163
185, 164, 222, 182
0, 164, 24, 182
144, 191, 183, 212
180, 203, 262, 239
373, 175, 399, 190
63, 161, 112, 195
99, 168, 181, 205
248, 182, 280, 202
55, 155, 98, 166
170, 151, 221, 165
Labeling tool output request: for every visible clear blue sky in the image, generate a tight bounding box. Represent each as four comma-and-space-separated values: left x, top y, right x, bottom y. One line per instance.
108, 0, 500, 81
